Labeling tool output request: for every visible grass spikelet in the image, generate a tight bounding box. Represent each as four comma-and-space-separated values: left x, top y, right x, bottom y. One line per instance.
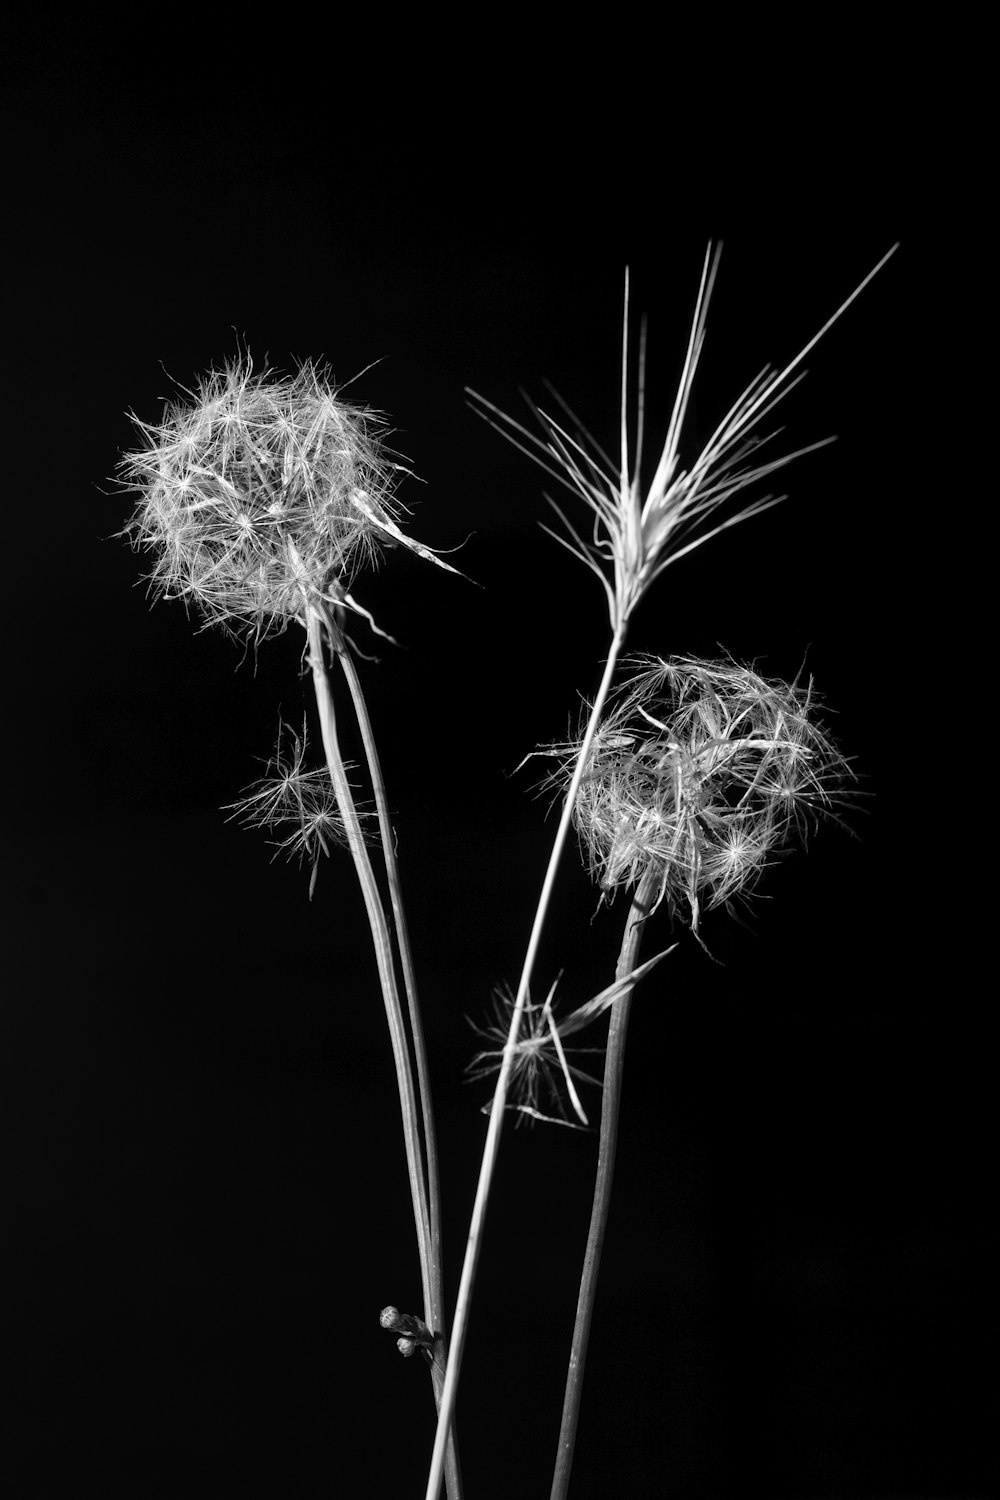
466, 244, 897, 632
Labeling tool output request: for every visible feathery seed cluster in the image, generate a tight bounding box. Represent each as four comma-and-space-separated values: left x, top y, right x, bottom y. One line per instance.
225, 721, 361, 887
548, 655, 852, 932
119, 357, 411, 638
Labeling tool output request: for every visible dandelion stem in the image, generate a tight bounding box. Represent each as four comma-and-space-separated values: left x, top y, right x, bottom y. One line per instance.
305, 609, 433, 1317
424, 623, 629, 1500
549, 859, 661, 1500
336, 646, 463, 1498
337, 648, 444, 1311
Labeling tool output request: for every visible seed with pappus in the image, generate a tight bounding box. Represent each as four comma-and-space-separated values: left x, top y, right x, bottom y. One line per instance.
540, 654, 854, 934
224, 719, 371, 895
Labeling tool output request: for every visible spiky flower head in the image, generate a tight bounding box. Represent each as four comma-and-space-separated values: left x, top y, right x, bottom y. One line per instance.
119, 354, 455, 640
542, 654, 853, 934
467, 245, 896, 633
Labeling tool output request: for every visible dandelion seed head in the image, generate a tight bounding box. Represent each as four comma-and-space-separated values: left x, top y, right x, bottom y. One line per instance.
541, 654, 853, 933
118, 354, 442, 641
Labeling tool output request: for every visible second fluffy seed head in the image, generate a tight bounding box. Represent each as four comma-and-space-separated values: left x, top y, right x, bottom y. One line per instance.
547, 654, 852, 932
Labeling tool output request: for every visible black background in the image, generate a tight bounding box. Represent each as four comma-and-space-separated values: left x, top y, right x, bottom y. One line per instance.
2, 14, 989, 1500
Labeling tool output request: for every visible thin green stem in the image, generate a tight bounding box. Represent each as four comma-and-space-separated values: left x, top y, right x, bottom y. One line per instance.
424, 623, 629, 1500
549, 859, 661, 1500
305, 609, 433, 1316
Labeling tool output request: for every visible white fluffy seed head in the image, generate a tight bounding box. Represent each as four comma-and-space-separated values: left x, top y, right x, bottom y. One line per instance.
542, 653, 854, 932
118, 355, 412, 640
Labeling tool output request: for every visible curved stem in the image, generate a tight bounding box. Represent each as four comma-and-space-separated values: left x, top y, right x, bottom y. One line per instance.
425, 623, 628, 1500
549, 859, 661, 1500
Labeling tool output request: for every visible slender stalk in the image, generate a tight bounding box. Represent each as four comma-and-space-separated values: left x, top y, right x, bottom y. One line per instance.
424, 623, 628, 1500
305, 609, 433, 1315
549, 860, 661, 1500
336, 646, 463, 1499
337, 648, 444, 1310
427, 1348, 463, 1500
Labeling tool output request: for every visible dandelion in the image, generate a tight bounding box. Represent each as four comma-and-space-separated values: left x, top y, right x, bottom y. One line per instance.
538, 654, 856, 1500
119, 350, 462, 1499
119, 353, 458, 642
542, 653, 853, 933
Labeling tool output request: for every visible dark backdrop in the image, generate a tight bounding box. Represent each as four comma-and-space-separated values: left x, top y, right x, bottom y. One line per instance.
3, 15, 989, 1500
